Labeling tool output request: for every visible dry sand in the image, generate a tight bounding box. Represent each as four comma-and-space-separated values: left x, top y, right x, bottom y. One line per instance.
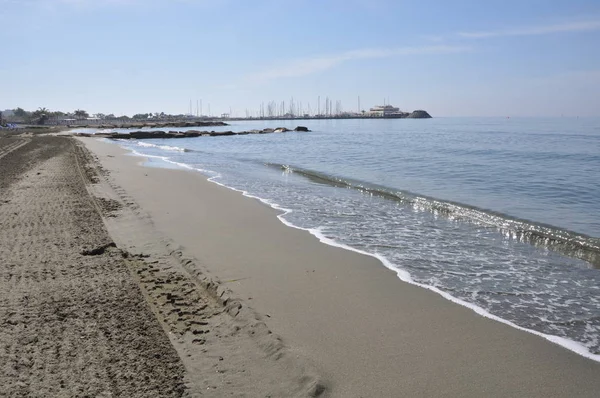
76, 137, 600, 397
0, 136, 185, 397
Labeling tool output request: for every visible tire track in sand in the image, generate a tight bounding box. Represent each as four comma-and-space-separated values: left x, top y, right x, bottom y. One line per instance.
77, 139, 328, 397
0, 137, 185, 397
0, 138, 30, 160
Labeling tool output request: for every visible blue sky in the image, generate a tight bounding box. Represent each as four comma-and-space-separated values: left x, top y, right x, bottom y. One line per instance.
2, 0, 600, 116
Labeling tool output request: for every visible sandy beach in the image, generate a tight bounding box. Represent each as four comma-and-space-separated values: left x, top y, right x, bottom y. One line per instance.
2, 134, 600, 397
78, 137, 600, 397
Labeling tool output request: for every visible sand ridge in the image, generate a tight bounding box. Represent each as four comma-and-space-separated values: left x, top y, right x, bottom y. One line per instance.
0, 137, 185, 397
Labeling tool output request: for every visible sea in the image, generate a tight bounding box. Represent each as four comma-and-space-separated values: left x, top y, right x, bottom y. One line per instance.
83, 117, 600, 361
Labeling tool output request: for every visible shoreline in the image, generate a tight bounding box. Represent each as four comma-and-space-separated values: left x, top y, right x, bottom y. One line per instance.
80, 136, 600, 397
118, 137, 600, 361
96, 137, 600, 268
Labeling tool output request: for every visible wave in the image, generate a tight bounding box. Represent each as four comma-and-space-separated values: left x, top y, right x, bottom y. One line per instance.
268, 163, 600, 268
113, 139, 194, 153
108, 141, 600, 362
192, 162, 600, 362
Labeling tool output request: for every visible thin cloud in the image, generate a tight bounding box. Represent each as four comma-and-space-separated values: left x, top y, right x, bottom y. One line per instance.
459, 20, 600, 39
248, 45, 470, 83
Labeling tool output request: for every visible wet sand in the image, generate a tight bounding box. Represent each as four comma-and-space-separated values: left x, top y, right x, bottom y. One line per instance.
77, 137, 600, 397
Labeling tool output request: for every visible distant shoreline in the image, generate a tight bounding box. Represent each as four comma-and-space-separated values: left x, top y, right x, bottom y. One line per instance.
62, 112, 432, 129
227, 109, 432, 121
3, 110, 432, 130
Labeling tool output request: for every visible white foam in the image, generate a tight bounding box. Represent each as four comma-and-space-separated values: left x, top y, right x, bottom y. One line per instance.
114, 139, 190, 153
128, 149, 216, 176
105, 138, 600, 363
136, 141, 189, 152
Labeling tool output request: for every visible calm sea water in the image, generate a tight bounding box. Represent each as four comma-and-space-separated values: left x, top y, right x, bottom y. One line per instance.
100, 117, 600, 360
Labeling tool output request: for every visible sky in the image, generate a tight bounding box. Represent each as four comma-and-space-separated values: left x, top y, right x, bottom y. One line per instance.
1, 0, 600, 117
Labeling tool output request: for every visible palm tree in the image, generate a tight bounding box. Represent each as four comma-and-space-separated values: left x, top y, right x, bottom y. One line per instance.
32, 107, 50, 125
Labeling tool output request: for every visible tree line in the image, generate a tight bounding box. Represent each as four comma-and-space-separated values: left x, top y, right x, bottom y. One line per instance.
4, 108, 94, 125
3, 108, 194, 125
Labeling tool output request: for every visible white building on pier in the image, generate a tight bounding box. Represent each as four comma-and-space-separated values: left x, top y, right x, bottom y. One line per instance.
369, 105, 401, 117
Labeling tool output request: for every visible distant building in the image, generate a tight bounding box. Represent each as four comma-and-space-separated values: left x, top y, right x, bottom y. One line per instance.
369, 105, 401, 117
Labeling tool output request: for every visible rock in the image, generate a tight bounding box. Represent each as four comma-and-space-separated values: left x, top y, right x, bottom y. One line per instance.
209, 131, 235, 137
79, 124, 313, 140
130, 131, 166, 139
407, 110, 432, 119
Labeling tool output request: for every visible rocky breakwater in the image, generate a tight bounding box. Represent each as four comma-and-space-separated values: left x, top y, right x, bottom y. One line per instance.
76, 126, 311, 140
384, 110, 432, 119
406, 110, 432, 119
